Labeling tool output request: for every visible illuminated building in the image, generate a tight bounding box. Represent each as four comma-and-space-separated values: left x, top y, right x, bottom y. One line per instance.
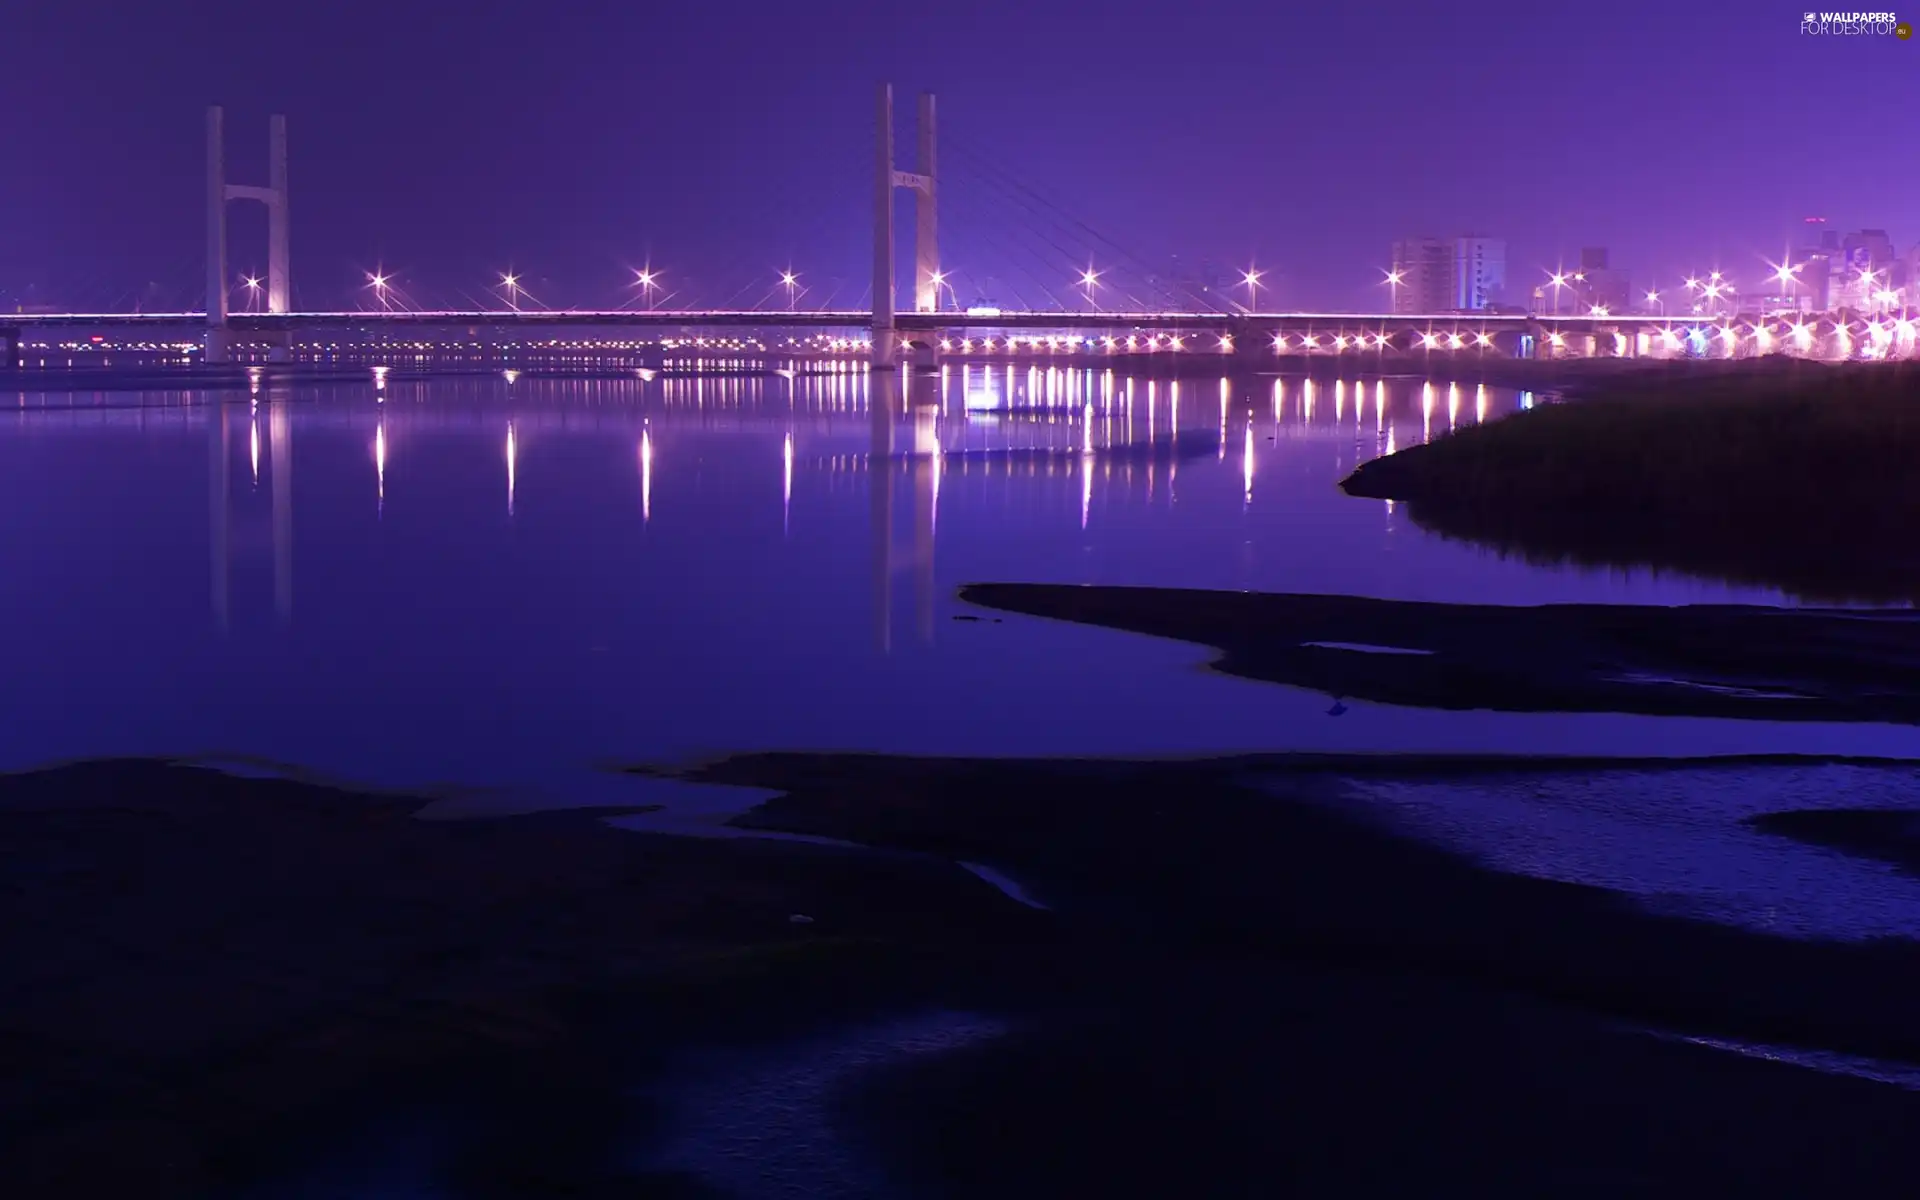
1451, 237, 1505, 311
1390, 236, 1505, 313
1389, 238, 1453, 313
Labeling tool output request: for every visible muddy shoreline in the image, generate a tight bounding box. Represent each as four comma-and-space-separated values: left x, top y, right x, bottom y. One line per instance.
957, 582, 1920, 723
9, 752, 1920, 1195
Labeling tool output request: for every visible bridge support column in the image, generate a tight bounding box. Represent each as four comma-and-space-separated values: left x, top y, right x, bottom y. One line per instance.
206, 106, 229, 363
913, 93, 938, 314
208, 105, 292, 363
908, 336, 941, 373
1229, 322, 1271, 371
873, 84, 895, 368
873, 82, 937, 366
267, 115, 290, 315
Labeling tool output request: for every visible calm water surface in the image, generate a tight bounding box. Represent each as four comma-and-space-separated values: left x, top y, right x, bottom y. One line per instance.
19, 364, 1920, 1195
3, 364, 1914, 789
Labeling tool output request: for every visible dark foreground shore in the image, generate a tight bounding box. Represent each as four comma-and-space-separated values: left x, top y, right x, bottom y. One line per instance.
7, 752, 1920, 1196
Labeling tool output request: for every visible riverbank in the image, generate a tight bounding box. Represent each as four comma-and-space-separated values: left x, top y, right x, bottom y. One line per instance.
0, 759, 1043, 1197
957, 582, 1920, 722
657, 748, 1920, 1195
11, 753, 1920, 1194
1339, 358, 1920, 601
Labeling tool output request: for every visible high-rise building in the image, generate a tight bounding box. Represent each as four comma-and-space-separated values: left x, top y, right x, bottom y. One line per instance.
1390, 235, 1504, 313
1452, 237, 1505, 312
1789, 252, 1832, 311
1841, 229, 1896, 274
1566, 247, 1630, 315
1834, 229, 1897, 308
1389, 238, 1453, 313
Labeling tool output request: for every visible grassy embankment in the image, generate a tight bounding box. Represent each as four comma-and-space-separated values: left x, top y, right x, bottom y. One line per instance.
1340, 358, 1920, 601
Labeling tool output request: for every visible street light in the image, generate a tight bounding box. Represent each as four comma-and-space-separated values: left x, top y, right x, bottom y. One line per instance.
780, 269, 798, 311
1547, 271, 1569, 316
501, 271, 521, 312
927, 269, 949, 312
367, 271, 392, 311
1241, 267, 1263, 308
1383, 268, 1403, 311
634, 268, 658, 311
1857, 267, 1883, 312
1078, 266, 1100, 309
1645, 289, 1662, 316
241, 274, 262, 313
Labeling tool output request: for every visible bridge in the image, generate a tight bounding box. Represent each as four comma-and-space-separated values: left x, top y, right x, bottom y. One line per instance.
2, 83, 1913, 370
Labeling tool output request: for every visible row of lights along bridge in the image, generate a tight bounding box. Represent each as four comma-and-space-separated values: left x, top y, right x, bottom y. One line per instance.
231, 262, 1907, 322
228, 266, 1274, 314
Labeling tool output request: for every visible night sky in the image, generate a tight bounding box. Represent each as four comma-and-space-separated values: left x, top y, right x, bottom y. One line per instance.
3, 1, 1913, 311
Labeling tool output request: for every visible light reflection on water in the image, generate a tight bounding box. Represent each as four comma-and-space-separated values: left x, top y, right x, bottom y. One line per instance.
3, 365, 1911, 800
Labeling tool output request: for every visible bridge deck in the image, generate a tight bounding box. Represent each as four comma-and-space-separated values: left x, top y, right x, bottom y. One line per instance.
3, 309, 1726, 334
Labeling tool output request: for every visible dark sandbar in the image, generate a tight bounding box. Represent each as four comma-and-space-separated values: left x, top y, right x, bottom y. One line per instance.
958, 581, 1920, 722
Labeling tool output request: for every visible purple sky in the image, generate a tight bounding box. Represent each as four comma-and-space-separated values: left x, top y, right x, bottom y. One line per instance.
2, 1, 1913, 311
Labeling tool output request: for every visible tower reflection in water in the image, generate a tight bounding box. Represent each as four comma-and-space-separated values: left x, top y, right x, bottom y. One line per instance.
185, 368, 1513, 644
868, 368, 940, 653
207, 391, 295, 629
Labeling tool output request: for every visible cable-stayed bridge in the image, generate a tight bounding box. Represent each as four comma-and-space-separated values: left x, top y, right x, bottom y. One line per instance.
4, 83, 1914, 368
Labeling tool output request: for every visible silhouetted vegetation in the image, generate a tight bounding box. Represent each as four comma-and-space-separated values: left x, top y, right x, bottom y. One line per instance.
1339, 358, 1920, 602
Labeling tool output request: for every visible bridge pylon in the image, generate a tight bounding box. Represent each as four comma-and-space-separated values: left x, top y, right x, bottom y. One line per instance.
206, 106, 291, 363
873, 84, 937, 368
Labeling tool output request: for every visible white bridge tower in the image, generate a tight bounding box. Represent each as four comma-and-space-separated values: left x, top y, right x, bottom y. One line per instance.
206, 106, 290, 363
872, 84, 937, 367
